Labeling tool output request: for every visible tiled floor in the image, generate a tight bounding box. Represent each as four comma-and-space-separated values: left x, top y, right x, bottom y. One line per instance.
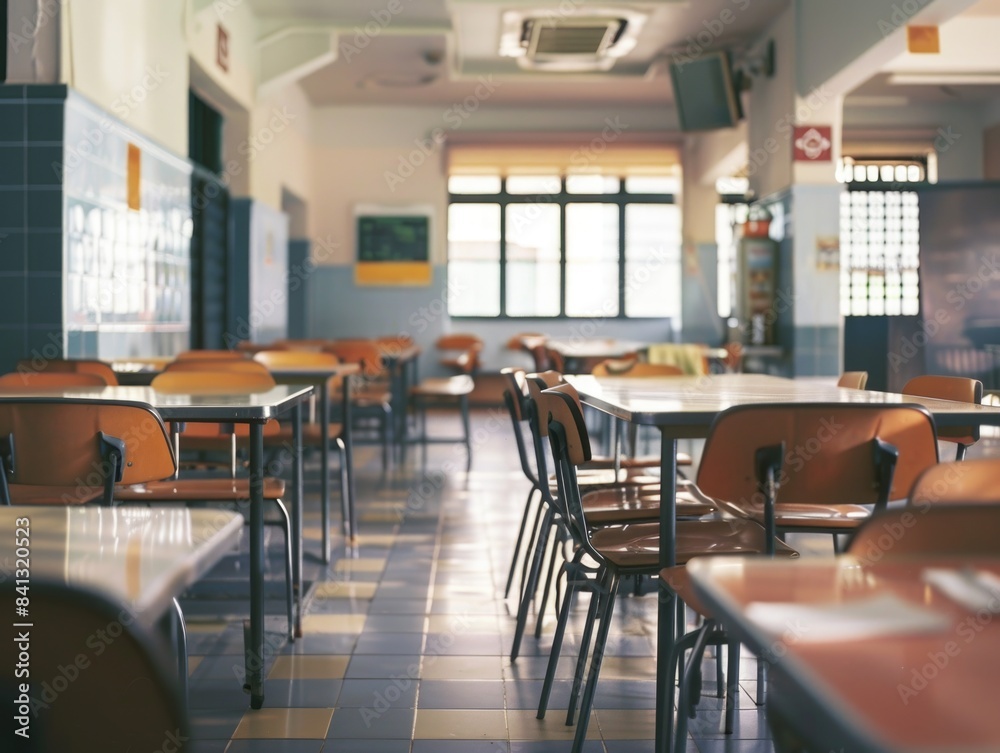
181, 409, 782, 753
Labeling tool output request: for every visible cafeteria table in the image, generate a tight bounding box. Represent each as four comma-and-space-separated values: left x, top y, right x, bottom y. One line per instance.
566, 373, 1000, 753
688, 554, 1000, 752
0, 384, 313, 709
0, 506, 244, 710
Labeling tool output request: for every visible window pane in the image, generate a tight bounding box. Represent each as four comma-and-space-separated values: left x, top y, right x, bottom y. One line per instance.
506, 204, 560, 317
624, 204, 681, 317
566, 175, 620, 194
449, 175, 501, 194
624, 175, 679, 194
566, 203, 619, 317
506, 175, 560, 195
448, 203, 500, 316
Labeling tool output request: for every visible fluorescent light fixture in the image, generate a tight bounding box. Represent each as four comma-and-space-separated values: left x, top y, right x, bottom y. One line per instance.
887, 72, 1000, 86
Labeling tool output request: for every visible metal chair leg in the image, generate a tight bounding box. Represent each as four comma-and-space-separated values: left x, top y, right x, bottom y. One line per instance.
566, 568, 605, 726
273, 498, 295, 641
534, 527, 563, 638
510, 506, 554, 661
504, 485, 539, 599
571, 571, 620, 753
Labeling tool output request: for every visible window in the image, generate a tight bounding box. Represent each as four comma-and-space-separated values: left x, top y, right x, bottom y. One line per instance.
837, 157, 926, 317
447, 175, 680, 318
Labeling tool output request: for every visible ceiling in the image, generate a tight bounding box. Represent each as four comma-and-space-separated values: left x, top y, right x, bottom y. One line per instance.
246, 0, 791, 106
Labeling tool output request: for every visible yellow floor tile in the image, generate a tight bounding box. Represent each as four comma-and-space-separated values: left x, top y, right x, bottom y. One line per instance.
598, 656, 658, 681
596, 708, 656, 739
419, 655, 504, 680
333, 557, 386, 573
232, 708, 333, 739
312, 581, 378, 599
268, 655, 349, 680
507, 710, 600, 741
302, 614, 368, 634
413, 709, 507, 739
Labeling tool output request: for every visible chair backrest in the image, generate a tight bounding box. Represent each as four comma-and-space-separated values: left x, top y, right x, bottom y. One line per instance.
324, 340, 385, 379
698, 403, 940, 511
152, 370, 277, 394
274, 338, 329, 351
902, 375, 983, 457
0, 372, 108, 389
591, 359, 683, 377
436, 333, 482, 351
0, 578, 186, 751
253, 349, 339, 369
501, 368, 538, 485
908, 456, 1000, 506
848, 505, 1000, 561
174, 349, 246, 360
163, 358, 272, 375
837, 371, 869, 389
0, 399, 176, 503
14, 358, 119, 385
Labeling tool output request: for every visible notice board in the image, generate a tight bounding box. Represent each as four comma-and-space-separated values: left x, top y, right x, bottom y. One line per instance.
355, 206, 432, 285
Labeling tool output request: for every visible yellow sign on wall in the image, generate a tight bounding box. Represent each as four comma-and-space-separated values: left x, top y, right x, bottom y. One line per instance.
127, 143, 141, 211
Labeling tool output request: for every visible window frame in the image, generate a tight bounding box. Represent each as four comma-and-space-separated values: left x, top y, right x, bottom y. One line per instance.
447, 176, 678, 319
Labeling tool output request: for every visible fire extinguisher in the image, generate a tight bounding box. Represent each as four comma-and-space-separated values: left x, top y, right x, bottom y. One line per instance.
738, 206, 779, 345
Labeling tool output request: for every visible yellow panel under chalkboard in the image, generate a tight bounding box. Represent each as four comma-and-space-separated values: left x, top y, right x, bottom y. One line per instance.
355, 262, 432, 286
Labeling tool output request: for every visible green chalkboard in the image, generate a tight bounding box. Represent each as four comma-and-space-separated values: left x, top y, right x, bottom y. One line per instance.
357, 215, 429, 263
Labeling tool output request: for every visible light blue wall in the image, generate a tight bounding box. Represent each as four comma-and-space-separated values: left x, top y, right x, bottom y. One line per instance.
306, 265, 684, 376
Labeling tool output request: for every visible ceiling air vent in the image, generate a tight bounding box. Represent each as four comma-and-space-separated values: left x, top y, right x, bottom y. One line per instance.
499, 9, 646, 72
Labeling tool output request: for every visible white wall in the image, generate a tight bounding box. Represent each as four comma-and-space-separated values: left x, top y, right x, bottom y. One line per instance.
844, 102, 986, 181
250, 84, 314, 211
62, 0, 190, 155
308, 103, 676, 266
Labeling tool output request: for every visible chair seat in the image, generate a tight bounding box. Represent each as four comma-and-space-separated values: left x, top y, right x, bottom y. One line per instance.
411, 375, 474, 397
590, 518, 798, 569
5, 484, 102, 505
115, 476, 285, 501
582, 485, 715, 524
750, 502, 872, 529
583, 451, 692, 469
548, 467, 661, 493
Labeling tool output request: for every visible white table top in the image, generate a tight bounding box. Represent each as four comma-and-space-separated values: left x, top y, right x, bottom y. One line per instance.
0, 384, 314, 422
546, 338, 648, 359
688, 555, 1000, 753
0, 507, 243, 624
568, 374, 1000, 436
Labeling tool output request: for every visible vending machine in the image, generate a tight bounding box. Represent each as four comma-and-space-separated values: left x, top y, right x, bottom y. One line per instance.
737, 207, 779, 345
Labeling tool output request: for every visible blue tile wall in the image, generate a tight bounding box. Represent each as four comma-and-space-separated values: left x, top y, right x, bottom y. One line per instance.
0, 84, 193, 372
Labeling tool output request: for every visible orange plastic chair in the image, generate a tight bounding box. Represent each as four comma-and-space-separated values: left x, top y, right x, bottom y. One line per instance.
534, 387, 796, 751
908, 455, 1000, 507
116, 369, 294, 637
903, 375, 983, 460
0, 399, 175, 506
0, 578, 186, 751
174, 349, 246, 361
14, 358, 119, 385
324, 340, 394, 467
837, 371, 869, 389
705, 403, 940, 550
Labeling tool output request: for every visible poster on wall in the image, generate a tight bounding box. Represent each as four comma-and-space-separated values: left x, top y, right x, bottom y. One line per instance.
355, 205, 433, 286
